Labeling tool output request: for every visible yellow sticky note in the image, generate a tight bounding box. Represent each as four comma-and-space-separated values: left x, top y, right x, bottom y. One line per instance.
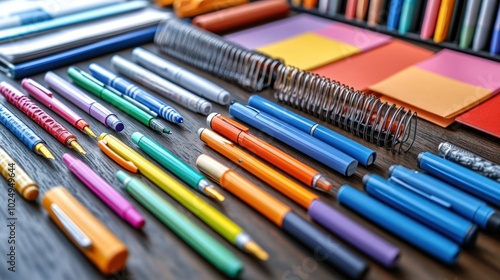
257, 33, 361, 70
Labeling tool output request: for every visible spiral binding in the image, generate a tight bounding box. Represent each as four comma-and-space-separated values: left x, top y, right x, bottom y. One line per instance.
154, 18, 281, 92
273, 65, 417, 153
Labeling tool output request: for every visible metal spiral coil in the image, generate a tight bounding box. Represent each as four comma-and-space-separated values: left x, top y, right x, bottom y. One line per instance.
273, 65, 417, 153
154, 18, 281, 92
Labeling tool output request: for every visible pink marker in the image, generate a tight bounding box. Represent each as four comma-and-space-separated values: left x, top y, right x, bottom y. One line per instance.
420, 0, 442, 39
63, 153, 145, 229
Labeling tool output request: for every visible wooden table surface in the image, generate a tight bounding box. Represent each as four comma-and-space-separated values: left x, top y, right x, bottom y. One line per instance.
0, 43, 499, 280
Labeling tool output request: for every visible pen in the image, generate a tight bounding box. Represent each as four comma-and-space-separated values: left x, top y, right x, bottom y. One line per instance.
42, 187, 128, 274
388, 165, 500, 233
0, 147, 38, 200
459, 0, 481, 49
132, 48, 231, 105
364, 174, 478, 246
67, 66, 171, 134
229, 102, 358, 176
0, 103, 54, 159
63, 153, 145, 229
111, 55, 213, 115
198, 128, 400, 267
337, 185, 460, 264
207, 113, 333, 191
116, 171, 243, 278
0, 82, 86, 155
473, 0, 498, 51
433, 0, 455, 43
97, 133, 268, 260
247, 95, 376, 166
490, 4, 500, 55
418, 152, 500, 207
131, 132, 225, 201
44, 72, 124, 132
196, 154, 369, 279
88, 63, 183, 124
21, 78, 96, 138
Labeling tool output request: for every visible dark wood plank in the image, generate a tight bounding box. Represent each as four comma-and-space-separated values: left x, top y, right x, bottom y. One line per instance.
0, 43, 499, 280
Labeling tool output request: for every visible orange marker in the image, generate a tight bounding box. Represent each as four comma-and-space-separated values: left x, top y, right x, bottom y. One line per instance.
207, 113, 332, 192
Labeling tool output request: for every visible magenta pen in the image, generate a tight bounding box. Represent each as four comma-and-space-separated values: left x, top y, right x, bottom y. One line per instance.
62, 153, 145, 229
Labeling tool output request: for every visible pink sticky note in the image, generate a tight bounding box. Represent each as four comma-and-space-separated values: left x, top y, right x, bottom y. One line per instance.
314, 22, 392, 51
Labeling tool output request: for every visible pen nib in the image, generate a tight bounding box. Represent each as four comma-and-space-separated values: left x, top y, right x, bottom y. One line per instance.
244, 241, 269, 261
83, 127, 97, 138
38, 144, 55, 160
69, 141, 86, 155
204, 186, 225, 202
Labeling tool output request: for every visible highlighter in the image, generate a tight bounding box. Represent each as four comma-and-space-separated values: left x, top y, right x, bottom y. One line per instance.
42, 187, 128, 275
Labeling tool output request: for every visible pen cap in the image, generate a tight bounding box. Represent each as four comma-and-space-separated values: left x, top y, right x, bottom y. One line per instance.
196, 154, 230, 183
207, 113, 246, 142
42, 187, 128, 275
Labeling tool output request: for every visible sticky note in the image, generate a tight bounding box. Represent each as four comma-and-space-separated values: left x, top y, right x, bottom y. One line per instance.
457, 94, 500, 138
314, 22, 392, 51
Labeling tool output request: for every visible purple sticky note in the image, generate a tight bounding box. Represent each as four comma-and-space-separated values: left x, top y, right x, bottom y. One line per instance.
417, 50, 500, 92
314, 22, 392, 51
224, 14, 334, 50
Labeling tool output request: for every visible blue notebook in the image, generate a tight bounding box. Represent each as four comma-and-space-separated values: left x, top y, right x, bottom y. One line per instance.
0, 27, 157, 79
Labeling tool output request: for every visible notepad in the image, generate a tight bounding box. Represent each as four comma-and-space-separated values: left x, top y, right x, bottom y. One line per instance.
369, 50, 500, 126
456, 94, 500, 138
313, 40, 434, 91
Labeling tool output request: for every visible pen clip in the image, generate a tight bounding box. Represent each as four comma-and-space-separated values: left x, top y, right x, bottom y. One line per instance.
390, 176, 452, 209
51, 203, 92, 249
24, 79, 52, 97
218, 114, 249, 132
98, 140, 138, 173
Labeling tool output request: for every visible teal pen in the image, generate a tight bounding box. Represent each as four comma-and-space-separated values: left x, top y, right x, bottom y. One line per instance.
398, 0, 419, 34
130, 132, 225, 201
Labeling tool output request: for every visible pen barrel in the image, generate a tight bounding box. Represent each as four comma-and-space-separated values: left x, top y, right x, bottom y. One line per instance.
42, 187, 128, 275
308, 200, 400, 267
0, 147, 38, 200
365, 175, 478, 246
0, 83, 74, 145
123, 176, 243, 278
229, 103, 358, 176
248, 95, 376, 166
132, 133, 204, 188
282, 212, 368, 279
418, 152, 500, 207
389, 165, 495, 229
337, 185, 460, 265
0, 104, 45, 151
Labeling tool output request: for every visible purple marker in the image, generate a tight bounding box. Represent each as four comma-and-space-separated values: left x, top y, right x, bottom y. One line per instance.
44, 71, 124, 132
63, 153, 145, 229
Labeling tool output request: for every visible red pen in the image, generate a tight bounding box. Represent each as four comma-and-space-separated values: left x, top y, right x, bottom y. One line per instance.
0, 81, 86, 155
22, 78, 96, 138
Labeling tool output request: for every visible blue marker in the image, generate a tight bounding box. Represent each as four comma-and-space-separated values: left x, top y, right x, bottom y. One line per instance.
387, 0, 404, 31
88, 63, 183, 124
229, 102, 358, 176
337, 185, 460, 265
388, 165, 500, 234
489, 5, 500, 55
363, 174, 479, 246
248, 95, 376, 166
418, 152, 500, 207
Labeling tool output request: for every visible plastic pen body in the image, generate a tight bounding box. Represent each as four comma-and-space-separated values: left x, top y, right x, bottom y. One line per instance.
388, 165, 500, 233
88, 63, 183, 124
196, 155, 368, 279
337, 185, 460, 264
116, 171, 243, 278
248, 95, 376, 166
21, 78, 95, 137
230, 103, 358, 176
0, 147, 39, 200
418, 152, 500, 207
132, 47, 230, 105
63, 153, 145, 228
364, 174, 478, 246
44, 72, 124, 132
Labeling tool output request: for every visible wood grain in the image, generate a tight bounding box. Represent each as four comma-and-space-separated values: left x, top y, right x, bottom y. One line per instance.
0, 43, 499, 280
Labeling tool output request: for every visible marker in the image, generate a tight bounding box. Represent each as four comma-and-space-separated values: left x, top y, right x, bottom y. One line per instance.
459, 0, 481, 49
196, 154, 369, 279
420, 0, 441, 39
472, 0, 497, 51
418, 152, 500, 207
387, 0, 404, 30
0, 147, 39, 200
229, 102, 358, 176
247, 95, 376, 166
490, 5, 500, 55
398, 0, 418, 35
388, 165, 500, 234
433, 0, 455, 43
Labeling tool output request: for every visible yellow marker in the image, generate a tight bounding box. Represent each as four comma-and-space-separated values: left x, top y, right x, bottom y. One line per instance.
433, 0, 455, 43
0, 147, 38, 200
97, 133, 267, 260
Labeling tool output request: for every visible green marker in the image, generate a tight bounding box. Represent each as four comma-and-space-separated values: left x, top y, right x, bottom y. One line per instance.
116, 171, 243, 278
67, 66, 171, 134
131, 131, 225, 202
